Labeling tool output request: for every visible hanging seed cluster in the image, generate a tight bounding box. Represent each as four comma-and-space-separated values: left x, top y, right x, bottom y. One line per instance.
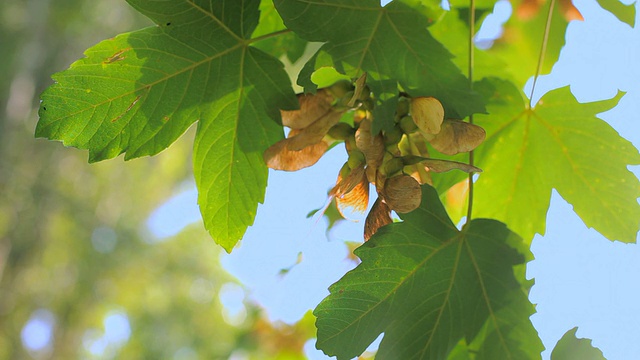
264, 78, 486, 240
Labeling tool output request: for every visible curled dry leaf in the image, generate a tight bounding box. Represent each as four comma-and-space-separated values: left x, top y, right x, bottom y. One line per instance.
411, 97, 444, 135
364, 198, 393, 241
355, 118, 385, 169
281, 89, 335, 129
429, 119, 486, 155
263, 130, 329, 171
382, 174, 422, 213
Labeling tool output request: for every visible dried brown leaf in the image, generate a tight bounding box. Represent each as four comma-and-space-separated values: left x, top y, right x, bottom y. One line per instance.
364, 198, 392, 241
411, 97, 444, 135
429, 119, 486, 155
382, 175, 422, 213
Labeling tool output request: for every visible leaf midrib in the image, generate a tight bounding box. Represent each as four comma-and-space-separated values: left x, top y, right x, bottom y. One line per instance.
320, 224, 461, 352
464, 233, 513, 359
42, 40, 244, 129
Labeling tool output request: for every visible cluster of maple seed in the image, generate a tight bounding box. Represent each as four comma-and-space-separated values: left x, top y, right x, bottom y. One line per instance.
264, 78, 486, 240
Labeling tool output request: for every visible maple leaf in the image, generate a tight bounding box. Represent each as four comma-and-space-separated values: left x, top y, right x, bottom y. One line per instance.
275, 0, 485, 133
315, 185, 542, 359
473, 78, 640, 243
36, 0, 298, 252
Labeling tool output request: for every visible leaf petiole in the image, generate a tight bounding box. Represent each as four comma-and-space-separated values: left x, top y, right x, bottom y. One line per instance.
466, 0, 477, 224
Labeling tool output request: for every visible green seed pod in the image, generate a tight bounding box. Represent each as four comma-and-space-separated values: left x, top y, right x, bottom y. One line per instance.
396, 96, 410, 118
339, 161, 351, 179
347, 149, 366, 169
384, 124, 404, 146
360, 98, 375, 111
327, 122, 354, 140
358, 85, 371, 101
382, 156, 405, 177
335, 90, 355, 109
345, 133, 357, 152
327, 80, 354, 99
399, 115, 418, 134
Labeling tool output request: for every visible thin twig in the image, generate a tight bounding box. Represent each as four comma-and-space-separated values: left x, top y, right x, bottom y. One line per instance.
529, 0, 556, 108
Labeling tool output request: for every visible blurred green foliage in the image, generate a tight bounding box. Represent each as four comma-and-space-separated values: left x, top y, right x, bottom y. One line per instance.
0, 0, 312, 358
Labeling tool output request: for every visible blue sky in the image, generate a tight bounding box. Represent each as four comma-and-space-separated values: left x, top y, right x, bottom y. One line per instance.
146, 0, 640, 359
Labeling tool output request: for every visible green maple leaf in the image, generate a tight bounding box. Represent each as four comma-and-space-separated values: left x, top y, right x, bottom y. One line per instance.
486, 0, 579, 88
596, 0, 636, 27
551, 327, 606, 360
274, 0, 485, 132
252, 0, 308, 63
429, 6, 511, 82
314, 185, 542, 360
473, 78, 640, 243
35, 0, 298, 252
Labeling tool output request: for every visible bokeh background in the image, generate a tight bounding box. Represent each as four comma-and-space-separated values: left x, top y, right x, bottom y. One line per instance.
0, 1, 318, 359
1, 0, 639, 359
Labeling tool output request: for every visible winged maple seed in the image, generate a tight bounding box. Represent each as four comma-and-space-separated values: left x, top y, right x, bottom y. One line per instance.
264, 78, 487, 240
364, 198, 393, 241
330, 164, 370, 218
411, 96, 444, 135
381, 174, 422, 214
428, 119, 486, 155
